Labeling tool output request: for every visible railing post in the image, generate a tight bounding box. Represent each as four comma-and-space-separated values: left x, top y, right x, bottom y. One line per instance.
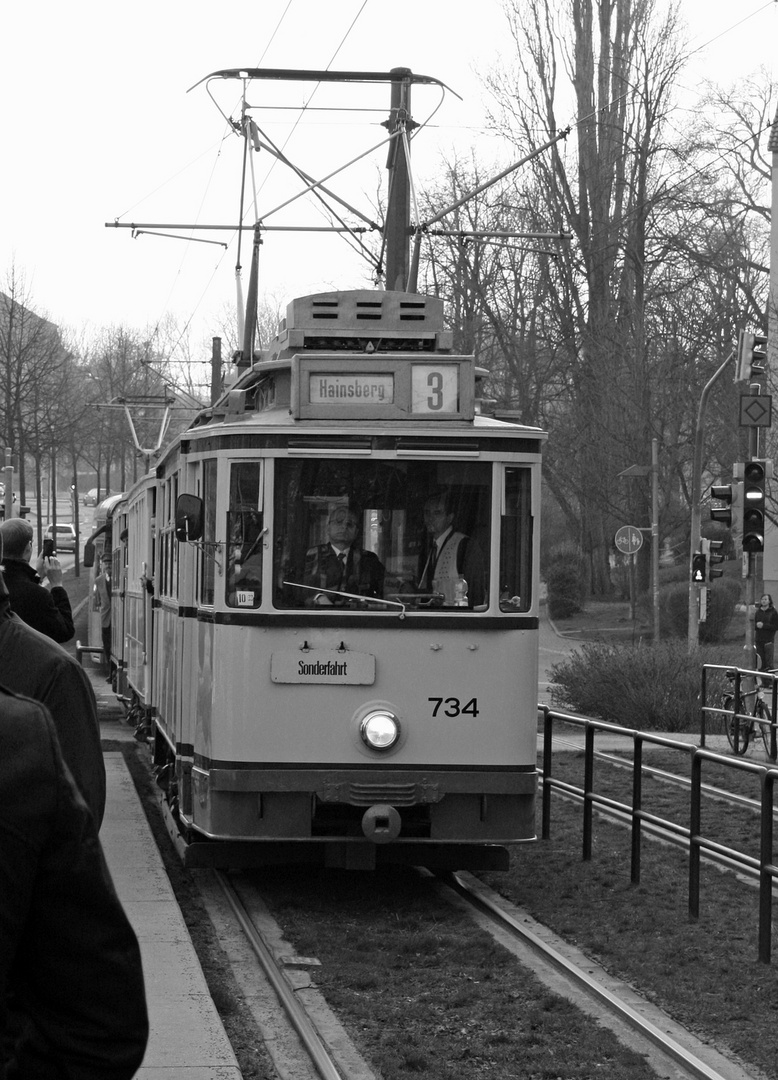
733, 671, 744, 754
583, 725, 594, 861
541, 706, 552, 840
758, 771, 774, 963
632, 736, 642, 884
689, 751, 701, 919
700, 665, 708, 747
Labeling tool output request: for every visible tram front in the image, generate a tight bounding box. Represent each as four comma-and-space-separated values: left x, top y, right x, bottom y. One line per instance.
166, 291, 546, 870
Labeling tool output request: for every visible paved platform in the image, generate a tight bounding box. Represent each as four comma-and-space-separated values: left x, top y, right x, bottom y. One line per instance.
99, 723, 241, 1077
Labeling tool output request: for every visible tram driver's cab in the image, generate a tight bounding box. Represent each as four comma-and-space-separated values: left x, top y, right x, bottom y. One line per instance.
175, 455, 533, 614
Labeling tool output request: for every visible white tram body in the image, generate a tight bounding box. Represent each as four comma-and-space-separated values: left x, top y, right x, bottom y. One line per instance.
120, 289, 545, 870
117, 476, 156, 710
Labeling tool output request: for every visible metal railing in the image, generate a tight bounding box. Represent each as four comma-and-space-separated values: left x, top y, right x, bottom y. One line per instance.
539, 705, 778, 963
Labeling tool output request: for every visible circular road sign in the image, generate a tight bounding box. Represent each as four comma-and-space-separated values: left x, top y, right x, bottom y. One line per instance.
615, 525, 643, 555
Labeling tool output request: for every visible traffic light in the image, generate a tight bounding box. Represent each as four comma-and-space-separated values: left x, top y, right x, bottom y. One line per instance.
707, 539, 725, 579
692, 553, 707, 583
710, 483, 736, 527
735, 330, 768, 383
742, 459, 767, 553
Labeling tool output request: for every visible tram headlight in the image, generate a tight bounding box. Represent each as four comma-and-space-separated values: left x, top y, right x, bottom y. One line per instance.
359, 709, 401, 751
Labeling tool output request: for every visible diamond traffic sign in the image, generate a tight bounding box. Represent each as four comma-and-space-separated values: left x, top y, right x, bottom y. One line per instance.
739, 395, 772, 428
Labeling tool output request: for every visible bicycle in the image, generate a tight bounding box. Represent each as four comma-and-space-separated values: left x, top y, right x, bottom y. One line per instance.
720, 669, 776, 757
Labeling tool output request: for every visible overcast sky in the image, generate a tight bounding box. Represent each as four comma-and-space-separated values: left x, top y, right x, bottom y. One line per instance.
0, 0, 774, 354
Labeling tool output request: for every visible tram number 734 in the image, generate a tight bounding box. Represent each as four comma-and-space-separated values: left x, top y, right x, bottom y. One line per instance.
429, 697, 480, 718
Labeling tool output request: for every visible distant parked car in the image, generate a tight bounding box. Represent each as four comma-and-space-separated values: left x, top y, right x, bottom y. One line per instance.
45, 523, 77, 552
82, 488, 106, 506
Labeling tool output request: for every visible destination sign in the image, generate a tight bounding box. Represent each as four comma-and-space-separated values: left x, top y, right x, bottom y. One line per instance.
292, 354, 474, 420
271, 649, 376, 685
309, 373, 394, 405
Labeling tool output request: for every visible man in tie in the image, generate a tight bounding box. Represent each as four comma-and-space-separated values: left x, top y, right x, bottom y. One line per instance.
303, 506, 384, 605
420, 490, 486, 607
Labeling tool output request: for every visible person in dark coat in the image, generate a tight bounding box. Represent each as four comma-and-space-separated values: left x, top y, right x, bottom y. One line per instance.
0, 684, 148, 1079
303, 506, 384, 605
0, 554, 105, 826
0, 519, 74, 643
754, 593, 778, 673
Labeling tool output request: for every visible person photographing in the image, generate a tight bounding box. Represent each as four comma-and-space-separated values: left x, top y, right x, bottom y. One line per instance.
0, 518, 74, 642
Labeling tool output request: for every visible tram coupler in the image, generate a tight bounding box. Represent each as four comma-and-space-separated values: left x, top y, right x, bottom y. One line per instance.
361, 803, 402, 843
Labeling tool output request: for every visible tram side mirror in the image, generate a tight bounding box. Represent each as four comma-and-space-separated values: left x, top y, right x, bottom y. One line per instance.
175, 494, 204, 542
83, 537, 95, 568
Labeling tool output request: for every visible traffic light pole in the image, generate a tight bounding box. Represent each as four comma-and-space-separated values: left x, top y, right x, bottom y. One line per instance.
688, 350, 734, 651
743, 388, 762, 663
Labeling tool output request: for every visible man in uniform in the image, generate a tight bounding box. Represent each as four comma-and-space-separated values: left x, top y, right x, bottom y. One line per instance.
303, 506, 384, 604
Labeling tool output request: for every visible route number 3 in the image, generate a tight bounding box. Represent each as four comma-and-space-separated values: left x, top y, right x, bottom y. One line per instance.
429, 697, 479, 717
411, 365, 458, 414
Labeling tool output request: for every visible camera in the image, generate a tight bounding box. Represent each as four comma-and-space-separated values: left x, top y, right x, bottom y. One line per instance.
42, 538, 55, 558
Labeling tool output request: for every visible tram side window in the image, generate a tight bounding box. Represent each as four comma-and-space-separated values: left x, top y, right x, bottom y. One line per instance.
200, 459, 217, 606
158, 478, 176, 599
499, 467, 532, 612
272, 459, 491, 611
226, 462, 263, 608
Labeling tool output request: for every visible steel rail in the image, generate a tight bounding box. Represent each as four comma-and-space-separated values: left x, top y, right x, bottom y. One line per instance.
446, 872, 734, 1080
214, 870, 343, 1080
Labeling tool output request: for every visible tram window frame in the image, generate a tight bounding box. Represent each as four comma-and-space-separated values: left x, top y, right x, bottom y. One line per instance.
225, 461, 264, 609
199, 459, 217, 606
499, 466, 532, 613
272, 458, 491, 611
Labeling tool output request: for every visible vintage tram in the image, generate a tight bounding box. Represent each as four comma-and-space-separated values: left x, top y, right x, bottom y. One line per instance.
103, 67, 546, 870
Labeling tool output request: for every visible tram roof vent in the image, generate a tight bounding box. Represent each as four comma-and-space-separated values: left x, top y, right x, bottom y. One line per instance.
285, 289, 445, 333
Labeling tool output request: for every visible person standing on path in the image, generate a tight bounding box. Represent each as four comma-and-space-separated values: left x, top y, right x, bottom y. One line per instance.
754, 593, 778, 674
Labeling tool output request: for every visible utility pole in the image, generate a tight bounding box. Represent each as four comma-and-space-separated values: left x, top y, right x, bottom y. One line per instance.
651, 438, 660, 643
211, 337, 222, 406
384, 68, 413, 292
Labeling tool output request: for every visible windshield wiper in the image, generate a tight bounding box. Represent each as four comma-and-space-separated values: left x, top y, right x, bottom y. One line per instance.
283, 581, 406, 617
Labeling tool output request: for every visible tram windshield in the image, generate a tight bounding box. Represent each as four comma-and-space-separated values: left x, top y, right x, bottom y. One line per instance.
268, 459, 533, 613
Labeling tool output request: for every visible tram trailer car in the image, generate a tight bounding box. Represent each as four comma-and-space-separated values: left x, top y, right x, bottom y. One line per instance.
110, 477, 157, 721
128, 289, 545, 870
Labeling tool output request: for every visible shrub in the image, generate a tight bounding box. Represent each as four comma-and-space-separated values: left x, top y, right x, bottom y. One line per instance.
546, 558, 585, 620
548, 640, 735, 731
658, 578, 740, 642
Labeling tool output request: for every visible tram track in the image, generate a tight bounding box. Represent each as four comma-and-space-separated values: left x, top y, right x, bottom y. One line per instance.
437, 871, 754, 1080
196, 868, 378, 1080
137, 734, 776, 1080
198, 859, 757, 1080
214, 870, 343, 1080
